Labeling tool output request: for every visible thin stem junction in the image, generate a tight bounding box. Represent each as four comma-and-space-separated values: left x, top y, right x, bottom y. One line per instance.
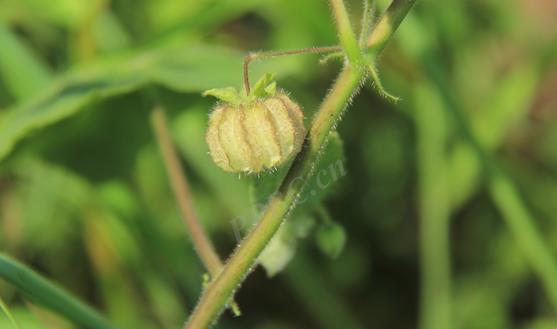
243, 46, 342, 95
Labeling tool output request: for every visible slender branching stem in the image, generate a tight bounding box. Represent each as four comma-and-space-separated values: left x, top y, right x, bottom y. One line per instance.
242, 0, 364, 96
329, 0, 364, 65
243, 46, 342, 95
184, 1, 416, 328
243, 0, 415, 94
151, 107, 223, 275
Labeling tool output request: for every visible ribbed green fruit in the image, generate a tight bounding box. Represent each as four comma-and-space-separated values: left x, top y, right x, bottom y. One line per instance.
206, 92, 305, 173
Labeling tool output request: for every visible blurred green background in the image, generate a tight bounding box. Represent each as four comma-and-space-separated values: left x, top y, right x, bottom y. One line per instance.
1, 0, 557, 328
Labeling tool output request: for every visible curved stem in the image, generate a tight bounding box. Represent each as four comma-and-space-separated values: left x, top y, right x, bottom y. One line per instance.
185, 1, 416, 328
150, 107, 240, 315
151, 107, 223, 275
243, 46, 342, 95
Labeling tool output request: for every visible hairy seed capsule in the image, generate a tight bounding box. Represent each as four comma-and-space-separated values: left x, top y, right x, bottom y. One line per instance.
206, 92, 305, 173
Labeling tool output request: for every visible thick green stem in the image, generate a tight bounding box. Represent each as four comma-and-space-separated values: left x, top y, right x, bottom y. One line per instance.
0, 255, 118, 329
184, 1, 416, 328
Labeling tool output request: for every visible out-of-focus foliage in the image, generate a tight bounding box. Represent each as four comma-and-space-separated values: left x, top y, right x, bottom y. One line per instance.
0, 0, 557, 328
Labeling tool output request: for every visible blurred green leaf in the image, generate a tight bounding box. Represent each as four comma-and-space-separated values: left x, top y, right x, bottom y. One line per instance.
252, 133, 345, 273
259, 224, 298, 277
14, 158, 91, 250
250, 132, 346, 211
0, 43, 298, 162
259, 214, 316, 277
0, 24, 52, 101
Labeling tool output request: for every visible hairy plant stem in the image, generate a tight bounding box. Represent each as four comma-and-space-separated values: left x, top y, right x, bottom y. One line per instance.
243, 46, 342, 94
329, 0, 363, 64
185, 1, 416, 328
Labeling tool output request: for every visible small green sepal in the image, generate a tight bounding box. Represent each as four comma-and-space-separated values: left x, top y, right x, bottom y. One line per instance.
202, 73, 278, 106
250, 73, 277, 99
202, 87, 243, 106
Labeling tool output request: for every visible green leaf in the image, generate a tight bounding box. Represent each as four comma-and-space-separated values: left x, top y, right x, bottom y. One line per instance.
316, 222, 346, 259
202, 87, 242, 105
14, 158, 91, 250
258, 214, 316, 276
249, 165, 289, 212
0, 43, 298, 162
299, 132, 346, 207
251, 134, 345, 275
250, 73, 277, 99
264, 81, 277, 95
250, 132, 346, 212
259, 224, 297, 277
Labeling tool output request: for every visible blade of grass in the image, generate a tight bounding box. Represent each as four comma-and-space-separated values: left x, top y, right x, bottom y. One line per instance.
0, 254, 119, 329
0, 296, 22, 329
422, 55, 557, 311
415, 83, 452, 329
